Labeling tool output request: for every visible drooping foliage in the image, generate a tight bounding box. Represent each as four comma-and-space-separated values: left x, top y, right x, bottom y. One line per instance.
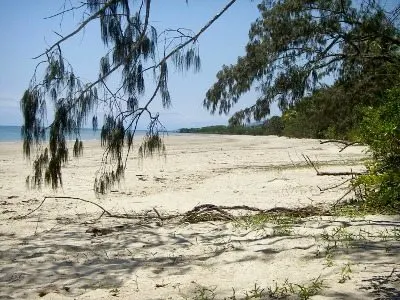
205, 0, 400, 125
22, 0, 235, 194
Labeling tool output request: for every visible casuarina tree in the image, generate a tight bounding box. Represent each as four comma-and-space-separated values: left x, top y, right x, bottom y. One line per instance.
21, 0, 238, 194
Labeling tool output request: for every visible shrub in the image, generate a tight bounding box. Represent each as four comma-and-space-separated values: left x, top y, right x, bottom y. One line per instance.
354, 86, 400, 211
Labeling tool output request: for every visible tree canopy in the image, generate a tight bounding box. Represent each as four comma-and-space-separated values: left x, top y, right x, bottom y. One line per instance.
21, 0, 237, 194
204, 0, 400, 125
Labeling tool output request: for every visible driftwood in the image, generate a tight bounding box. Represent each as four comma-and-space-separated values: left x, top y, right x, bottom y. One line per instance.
302, 154, 366, 176
320, 139, 362, 152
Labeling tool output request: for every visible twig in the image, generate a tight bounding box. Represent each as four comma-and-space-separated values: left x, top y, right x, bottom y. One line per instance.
153, 207, 164, 225
134, 274, 140, 292
318, 178, 352, 192
44, 3, 86, 19
385, 268, 397, 282
303, 154, 320, 173
34, 215, 41, 235
303, 154, 365, 176
34, 0, 121, 59
15, 196, 115, 219
333, 187, 355, 208
16, 197, 47, 219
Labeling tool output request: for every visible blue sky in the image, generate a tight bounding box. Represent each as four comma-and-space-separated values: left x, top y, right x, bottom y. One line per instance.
0, 0, 279, 129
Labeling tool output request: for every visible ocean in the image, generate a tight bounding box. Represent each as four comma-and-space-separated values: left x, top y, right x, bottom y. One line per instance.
0, 126, 154, 142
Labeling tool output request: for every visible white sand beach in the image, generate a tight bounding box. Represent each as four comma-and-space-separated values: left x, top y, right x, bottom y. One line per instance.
0, 134, 399, 299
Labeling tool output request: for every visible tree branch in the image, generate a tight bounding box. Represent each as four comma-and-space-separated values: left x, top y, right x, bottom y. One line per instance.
14, 196, 115, 220
320, 139, 362, 152
44, 3, 86, 20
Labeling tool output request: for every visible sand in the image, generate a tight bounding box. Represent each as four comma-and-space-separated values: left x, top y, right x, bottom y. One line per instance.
0, 134, 399, 299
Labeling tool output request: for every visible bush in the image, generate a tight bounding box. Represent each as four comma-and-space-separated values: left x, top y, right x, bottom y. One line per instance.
354, 86, 400, 211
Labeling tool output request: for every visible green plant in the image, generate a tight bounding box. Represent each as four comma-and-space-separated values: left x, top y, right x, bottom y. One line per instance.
338, 263, 352, 283
244, 283, 265, 299
271, 224, 293, 236
234, 213, 300, 233
324, 252, 334, 267
354, 86, 400, 211
267, 277, 325, 300
295, 276, 325, 300
320, 226, 356, 251
332, 201, 369, 217
267, 279, 294, 298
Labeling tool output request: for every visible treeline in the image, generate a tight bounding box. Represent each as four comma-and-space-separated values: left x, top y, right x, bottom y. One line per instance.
178, 124, 273, 136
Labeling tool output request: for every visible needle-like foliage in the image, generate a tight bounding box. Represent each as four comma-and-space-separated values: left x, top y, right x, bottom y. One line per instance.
22, 0, 236, 195
205, 0, 400, 125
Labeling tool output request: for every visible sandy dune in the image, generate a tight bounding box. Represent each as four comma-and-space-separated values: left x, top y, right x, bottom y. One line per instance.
0, 135, 399, 299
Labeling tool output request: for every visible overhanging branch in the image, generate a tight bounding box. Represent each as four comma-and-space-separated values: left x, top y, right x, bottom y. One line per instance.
33, 0, 121, 59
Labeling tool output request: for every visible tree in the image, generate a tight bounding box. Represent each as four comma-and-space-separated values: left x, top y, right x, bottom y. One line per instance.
21, 0, 238, 194
204, 0, 400, 125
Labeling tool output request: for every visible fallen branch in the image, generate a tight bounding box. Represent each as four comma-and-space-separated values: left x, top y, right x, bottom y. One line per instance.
318, 178, 352, 192
316, 171, 363, 176
14, 196, 331, 224
152, 207, 178, 225
14, 196, 116, 220
333, 187, 356, 208
303, 154, 366, 176
320, 139, 362, 152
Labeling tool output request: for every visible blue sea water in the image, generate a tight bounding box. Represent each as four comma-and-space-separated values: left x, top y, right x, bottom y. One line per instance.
0, 126, 23, 142
0, 126, 153, 142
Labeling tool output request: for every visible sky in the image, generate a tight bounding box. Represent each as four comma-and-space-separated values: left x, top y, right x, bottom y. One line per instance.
0, 0, 279, 130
